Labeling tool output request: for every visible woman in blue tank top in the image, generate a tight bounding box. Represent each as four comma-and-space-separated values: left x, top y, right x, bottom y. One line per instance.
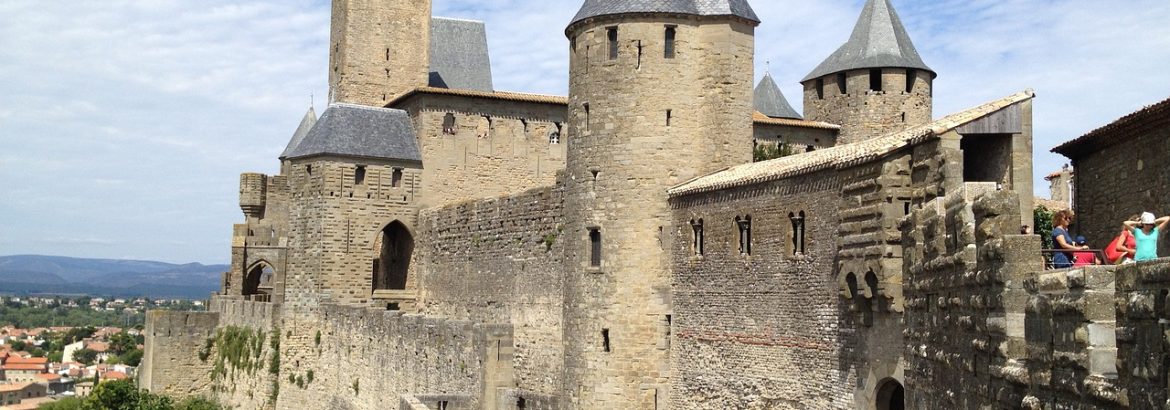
1124, 212, 1170, 262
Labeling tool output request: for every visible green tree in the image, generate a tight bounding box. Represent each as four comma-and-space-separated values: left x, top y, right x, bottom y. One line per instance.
83, 380, 140, 410
175, 397, 223, 410
8, 340, 27, 351
48, 350, 64, 363
121, 349, 144, 367
1034, 205, 1055, 249
110, 331, 140, 355
38, 396, 84, 410
753, 142, 797, 162
73, 348, 99, 365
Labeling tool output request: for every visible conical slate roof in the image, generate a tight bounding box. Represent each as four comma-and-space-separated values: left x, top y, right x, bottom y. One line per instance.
279, 107, 317, 160
802, 0, 934, 82
568, 0, 759, 34
754, 73, 802, 119
284, 104, 421, 162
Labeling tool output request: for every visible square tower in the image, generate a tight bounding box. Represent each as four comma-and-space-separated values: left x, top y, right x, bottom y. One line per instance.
329, 0, 432, 107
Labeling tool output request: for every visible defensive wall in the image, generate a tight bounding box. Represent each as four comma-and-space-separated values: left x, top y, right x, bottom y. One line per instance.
900, 186, 1170, 409
416, 182, 566, 403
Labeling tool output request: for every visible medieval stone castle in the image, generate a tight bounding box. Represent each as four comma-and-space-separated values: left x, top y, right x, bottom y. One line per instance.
139, 0, 1170, 409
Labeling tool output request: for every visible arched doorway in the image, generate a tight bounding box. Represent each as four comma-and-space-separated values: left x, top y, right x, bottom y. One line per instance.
373, 221, 413, 291
243, 262, 275, 301
875, 378, 905, 410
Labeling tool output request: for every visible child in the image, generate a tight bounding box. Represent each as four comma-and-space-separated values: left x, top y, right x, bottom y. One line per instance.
1072, 236, 1099, 267
1124, 212, 1170, 262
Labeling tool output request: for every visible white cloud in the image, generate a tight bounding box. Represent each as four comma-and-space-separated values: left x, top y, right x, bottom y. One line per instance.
1, 0, 1168, 263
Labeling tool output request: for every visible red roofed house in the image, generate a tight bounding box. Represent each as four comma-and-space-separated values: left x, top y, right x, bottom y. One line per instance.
0, 383, 47, 407
101, 371, 128, 381
1, 362, 48, 383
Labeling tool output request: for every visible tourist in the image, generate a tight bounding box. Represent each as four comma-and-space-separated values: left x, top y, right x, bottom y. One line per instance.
1051, 210, 1082, 269
1105, 214, 1140, 264
1124, 212, 1170, 262
1072, 236, 1100, 267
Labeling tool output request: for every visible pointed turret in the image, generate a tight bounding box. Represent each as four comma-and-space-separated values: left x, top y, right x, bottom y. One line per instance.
800, 0, 934, 144
754, 73, 802, 119
802, 0, 934, 82
279, 107, 317, 160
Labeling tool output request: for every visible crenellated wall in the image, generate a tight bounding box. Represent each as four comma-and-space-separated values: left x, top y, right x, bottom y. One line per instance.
138, 310, 220, 399
416, 183, 565, 400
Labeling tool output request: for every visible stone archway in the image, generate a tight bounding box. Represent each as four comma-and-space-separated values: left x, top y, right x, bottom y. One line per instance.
373, 221, 413, 291
875, 378, 904, 410
243, 262, 275, 300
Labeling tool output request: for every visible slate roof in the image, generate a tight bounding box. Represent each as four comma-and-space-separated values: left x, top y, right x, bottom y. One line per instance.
429, 17, 494, 92
284, 104, 421, 162
568, 0, 760, 34
754, 73, 802, 119
670, 90, 1035, 197
752, 112, 839, 130
803, 0, 934, 82
389, 86, 569, 106
1052, 95, 1170, 159
279, 107, 317, 160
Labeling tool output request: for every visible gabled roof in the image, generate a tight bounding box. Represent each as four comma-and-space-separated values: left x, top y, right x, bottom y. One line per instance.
567, 0, 760, 34
1052, 95, 1170, 159
284, 104, 421, 162
803, 0, 934, 82
670, 90, 1035, 197
754, 73, 802, 119
429, 17, 494, 92
389, 86, 569, 106
280, 107, 317, 160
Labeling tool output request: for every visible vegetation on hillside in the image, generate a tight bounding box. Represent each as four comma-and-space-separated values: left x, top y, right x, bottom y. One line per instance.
36, 380, 223, 410
0, 302, 143, 328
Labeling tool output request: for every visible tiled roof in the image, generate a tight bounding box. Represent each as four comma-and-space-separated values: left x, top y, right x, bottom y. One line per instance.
568, 0, 760, 34
103, 371, 128, 380
752, 112, 839, 130
429, 18, 494, 92
3, 363, 48, 371
803, 0, 934, 82
389, 87, 569, 106
754, 73, 802, 119
279, 107, 317, 160
0, 383, 31, 393
285, 104, 422, 162
35, 373, 61, 381
670, 90, 1035, 197
1052, 95, 1170, 159
7, 357, 47, 364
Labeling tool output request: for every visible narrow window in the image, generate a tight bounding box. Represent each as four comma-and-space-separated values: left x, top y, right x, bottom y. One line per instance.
666, 110, 672, 126
442, 113, 456, 135
837, 72, 848, 95
517, 397, 527, 410
637, 40, 643, 69
583, 103, 591, 131
585, 45, 590, 72
661, 315, 672, 350
354, 166, 366, 185
589, 228, 602, 267
385, 48, 390, 61
664, 26, 676, 59
903, 201, 912, 216
521, 118, 529, 134
306, 164, 313, 176
736, 216, 752, 255
789, 211, 806, 255
905, 69, 917, 93
391, 168, 403, 188
691, 219, 704, 256
437, 402, 448, 410
601, 328, 611, 352
901, 112, 906, 123
571, 36, 577, 53
816, 78, 825, 100
870, 69, 882, 92
607, 27, 618, 60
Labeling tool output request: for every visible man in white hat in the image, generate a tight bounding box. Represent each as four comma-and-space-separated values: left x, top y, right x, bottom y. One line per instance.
1124, 212, 1170, 262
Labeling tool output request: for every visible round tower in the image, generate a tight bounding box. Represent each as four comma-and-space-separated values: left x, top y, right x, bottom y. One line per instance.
801, 0, 935, 144
562, 1, 759, 408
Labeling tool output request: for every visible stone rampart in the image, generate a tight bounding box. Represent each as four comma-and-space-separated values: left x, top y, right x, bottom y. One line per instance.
416, 183, 565, 399
274, 305, 514, 410
139, 310, 220, 399
1115, 259, 1170, 408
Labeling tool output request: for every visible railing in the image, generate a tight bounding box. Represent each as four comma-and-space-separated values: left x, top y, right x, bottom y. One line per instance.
1040, 249, 1108, 270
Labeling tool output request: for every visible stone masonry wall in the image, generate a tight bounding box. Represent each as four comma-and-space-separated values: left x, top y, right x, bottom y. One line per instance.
752, 123, 838, 153
329, 0, 431, 106
803, 69, 932, 145
669, 169, 854, 409
274, 305, 513, 410
1115, 259, 1170, 408
206, 298, 280, 410
139, 310, 220, 399
284, 158, 422, 308
394, 94, 567, 209
416, 183, 565, 400
1072, 124, 1170, 258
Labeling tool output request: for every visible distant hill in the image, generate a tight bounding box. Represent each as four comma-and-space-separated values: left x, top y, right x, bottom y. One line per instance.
0, 255, 227, 299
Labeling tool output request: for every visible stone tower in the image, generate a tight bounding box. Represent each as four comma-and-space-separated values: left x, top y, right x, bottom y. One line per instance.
801, 0, 935, 144
329, 0, 432, 107
281, 104, 423, 308
562, 1, 759, 408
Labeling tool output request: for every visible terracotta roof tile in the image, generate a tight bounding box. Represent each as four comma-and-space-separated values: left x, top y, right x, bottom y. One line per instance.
752, 112, 840, 130
670, 90, 1035, 197
2, 363, 48, 371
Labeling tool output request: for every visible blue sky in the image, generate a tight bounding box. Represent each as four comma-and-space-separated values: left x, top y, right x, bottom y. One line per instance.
2, 0, 1169, 264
